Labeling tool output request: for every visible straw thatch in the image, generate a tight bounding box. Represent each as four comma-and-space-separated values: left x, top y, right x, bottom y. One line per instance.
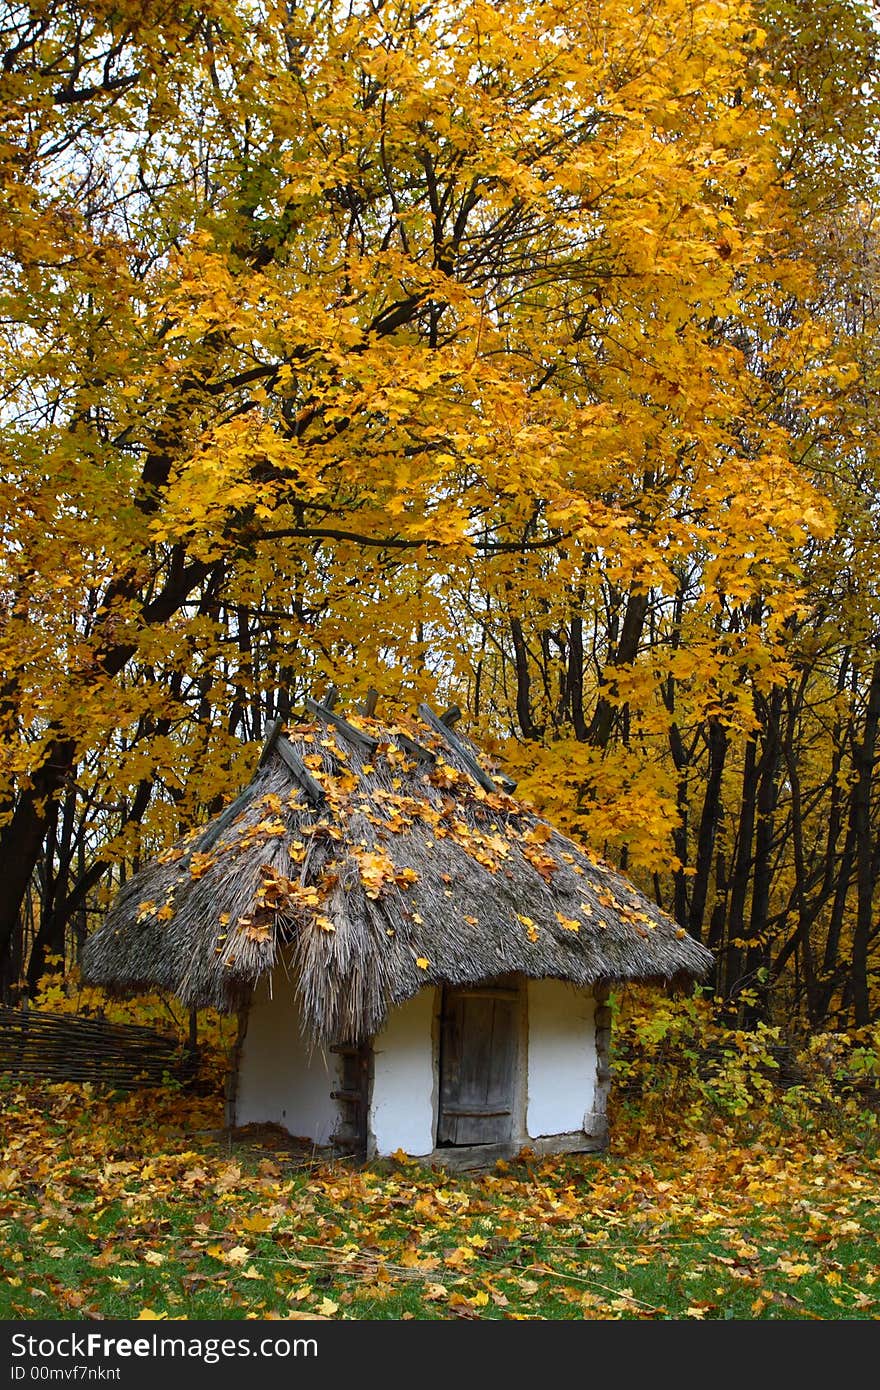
83, 706, 713, 1044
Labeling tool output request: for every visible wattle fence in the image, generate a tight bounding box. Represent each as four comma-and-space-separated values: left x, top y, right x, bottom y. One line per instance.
0, 1005, 194, 1089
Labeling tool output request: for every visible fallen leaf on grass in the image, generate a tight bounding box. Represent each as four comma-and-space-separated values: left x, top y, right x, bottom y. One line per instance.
241, 1214, 274, 1234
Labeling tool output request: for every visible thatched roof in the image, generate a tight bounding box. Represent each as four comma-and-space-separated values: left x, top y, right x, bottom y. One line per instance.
83, 701, 713, 1043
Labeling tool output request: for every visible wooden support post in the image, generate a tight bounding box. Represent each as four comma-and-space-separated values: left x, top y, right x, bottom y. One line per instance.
330, 1040, 372, 1160
359, 688, 379, 718
185, 1007, 198, 1086
224, 1007, 249, 1130
589, 980, 612, 1147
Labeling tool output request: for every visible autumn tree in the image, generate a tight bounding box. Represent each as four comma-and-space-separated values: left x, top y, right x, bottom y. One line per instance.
0, 0, 871, 1015
445, 0, 880, 1029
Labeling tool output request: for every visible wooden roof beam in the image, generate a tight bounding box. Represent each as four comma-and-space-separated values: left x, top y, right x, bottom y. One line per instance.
274, 737, 327, 808
439, 707, 517, 791
418, 703, 497, 793
196, 710, 329, 849
304, 696, 379, 757
256, 715, 284, 771
394, 731, 436, 765
194, 785, 258, 852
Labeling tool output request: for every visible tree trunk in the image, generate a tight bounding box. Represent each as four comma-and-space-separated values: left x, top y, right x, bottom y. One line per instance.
567, 613, 588, 741
510, 616, 542, 739
850, 656, 880, 1026
587, 587, 649, 749
688, 718, 728, 942
722, 734, 758, 998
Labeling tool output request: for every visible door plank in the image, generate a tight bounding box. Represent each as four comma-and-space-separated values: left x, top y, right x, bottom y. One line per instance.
438, 986, 518, 1146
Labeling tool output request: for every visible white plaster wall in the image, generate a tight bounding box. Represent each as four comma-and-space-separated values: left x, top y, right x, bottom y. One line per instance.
526, 980, 596, 1138
235, 976, 341, 1143
370, 988, 437, 1157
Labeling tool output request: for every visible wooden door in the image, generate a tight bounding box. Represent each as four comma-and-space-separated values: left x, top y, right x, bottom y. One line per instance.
329, 1042, 372, 1159
437, 985, 518, 1146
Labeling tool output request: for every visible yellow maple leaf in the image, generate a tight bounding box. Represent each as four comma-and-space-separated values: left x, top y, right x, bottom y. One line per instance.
224, 1245, 251, 1267
241, 1213, 274, 1233
524, 822, 553, 845
517, 913, 540, 942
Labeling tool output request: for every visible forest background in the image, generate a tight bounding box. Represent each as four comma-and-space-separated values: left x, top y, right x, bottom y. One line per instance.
2, 0, 880, 1067
3, 0, 880, 1324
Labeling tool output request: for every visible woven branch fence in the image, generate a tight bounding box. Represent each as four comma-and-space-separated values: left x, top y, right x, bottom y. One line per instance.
0, 1005, 194, 1089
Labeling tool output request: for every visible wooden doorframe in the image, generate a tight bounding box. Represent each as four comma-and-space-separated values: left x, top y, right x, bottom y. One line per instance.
435, 979, 522, 1148
422, 978, 613, 1171
330, 1040, 373, 1159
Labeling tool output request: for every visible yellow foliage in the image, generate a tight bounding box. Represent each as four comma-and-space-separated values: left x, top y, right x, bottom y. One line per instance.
1, 0, 878, 1034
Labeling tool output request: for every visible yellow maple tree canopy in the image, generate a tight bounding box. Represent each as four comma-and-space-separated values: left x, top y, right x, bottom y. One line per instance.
1, 0, 879, 1031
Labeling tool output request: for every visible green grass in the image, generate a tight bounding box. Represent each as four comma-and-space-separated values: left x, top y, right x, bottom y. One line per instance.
1, 1078, 878, 1321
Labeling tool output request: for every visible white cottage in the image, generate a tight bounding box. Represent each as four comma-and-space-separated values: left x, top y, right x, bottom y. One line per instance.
84, 696, 712, 1167
233, 972, 612, 1166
